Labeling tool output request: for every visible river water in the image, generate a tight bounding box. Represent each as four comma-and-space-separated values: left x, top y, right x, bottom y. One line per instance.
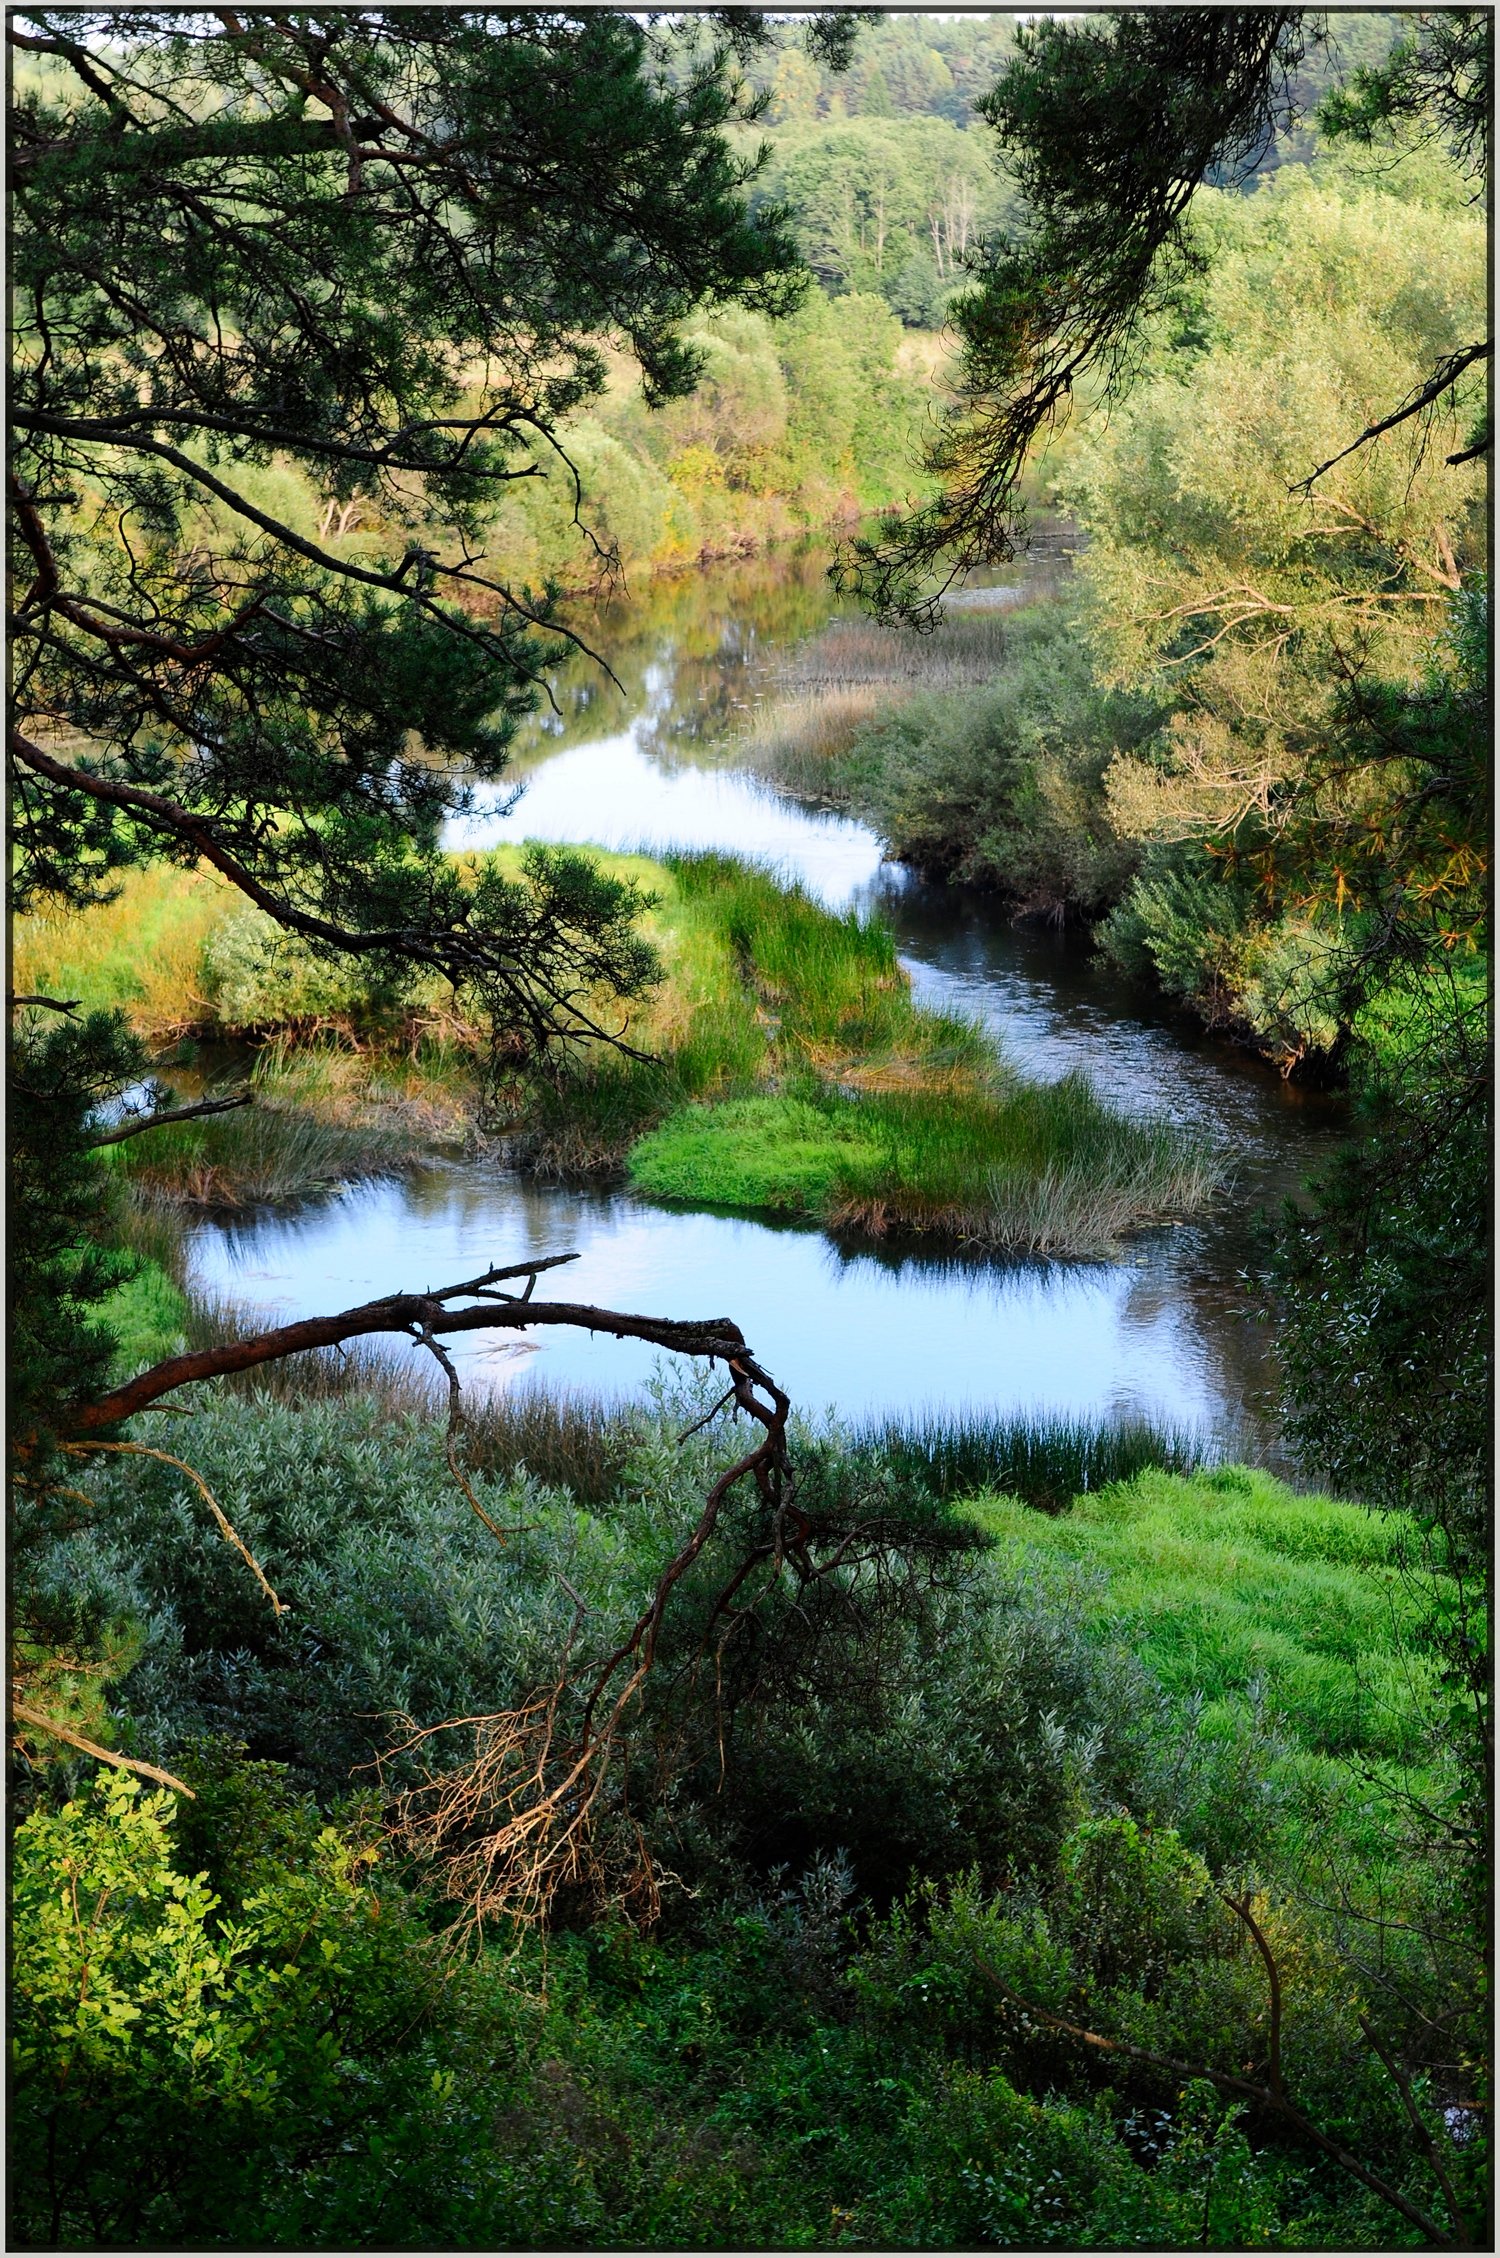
187, 548, 1346, 1442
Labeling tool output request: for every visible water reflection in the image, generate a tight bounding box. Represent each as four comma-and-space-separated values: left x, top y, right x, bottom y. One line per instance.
447, 732, 885, 903
189, 1168, 1226, 1429
193, 549, 1346, 1446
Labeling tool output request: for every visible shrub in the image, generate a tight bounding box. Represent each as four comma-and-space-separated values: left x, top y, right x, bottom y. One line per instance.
10, 1765, 517, 2248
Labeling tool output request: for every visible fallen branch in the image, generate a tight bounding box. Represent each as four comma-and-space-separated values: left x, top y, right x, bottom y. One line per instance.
58, 1254, 755, 1435
11, 1702, 195, 1797
84, 1091, 253, 1147
62, 1441, 282, 1614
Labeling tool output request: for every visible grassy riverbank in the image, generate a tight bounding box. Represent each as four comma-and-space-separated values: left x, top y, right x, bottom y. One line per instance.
27, 846, 1222, 1258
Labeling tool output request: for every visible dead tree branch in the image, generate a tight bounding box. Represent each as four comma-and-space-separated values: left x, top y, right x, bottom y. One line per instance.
48, 1253, 763, 1438
976, 1957, 1459, 2248
385, 1342, 792, 1936
84, 1092, 253, 1147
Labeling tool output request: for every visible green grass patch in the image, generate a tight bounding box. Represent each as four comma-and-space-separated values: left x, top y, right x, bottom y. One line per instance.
96, 1257, 190, 1375
970, 1465, 1432, 1764
628, 1092, 871, 1210
628, 1073, 1220, 1255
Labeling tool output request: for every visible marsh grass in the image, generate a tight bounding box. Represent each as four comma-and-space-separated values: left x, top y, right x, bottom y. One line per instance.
630, 1075, 1222, 1257
526, 850, 1221, 1252
117, 1098, 414, 1211
12, 865, 236, 1039
521, 849, 970, 1172
735, 597, 1052, 799
850, 1407, 1211, 1514
252, 1032, 480, 1146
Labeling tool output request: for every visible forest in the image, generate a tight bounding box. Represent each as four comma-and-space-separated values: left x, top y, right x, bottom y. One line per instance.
8, 10, 1491, 2252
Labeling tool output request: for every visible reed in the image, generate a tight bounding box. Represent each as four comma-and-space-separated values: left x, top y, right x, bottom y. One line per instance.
117, 1098, 414, 1210
850, 1406, 1212, 1514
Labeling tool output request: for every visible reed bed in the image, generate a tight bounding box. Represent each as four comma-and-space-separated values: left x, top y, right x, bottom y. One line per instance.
735, 594, 1064, 799
850, 1407, 1213, 1513
118, 1097, 415, 1211
630, 1076, 1223, 1259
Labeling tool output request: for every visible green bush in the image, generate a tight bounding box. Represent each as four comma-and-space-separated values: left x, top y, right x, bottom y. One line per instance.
10, 1764, 518, 2248
841, 604, 1161, 916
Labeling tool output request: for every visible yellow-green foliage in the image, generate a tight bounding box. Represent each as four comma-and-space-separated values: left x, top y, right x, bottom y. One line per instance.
1066, 170, 1487, 828
12, 866, 237, 1040
970, 1466, 1432, 1763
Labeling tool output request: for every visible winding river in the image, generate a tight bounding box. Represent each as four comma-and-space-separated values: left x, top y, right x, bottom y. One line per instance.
187, 548, 1347, 1446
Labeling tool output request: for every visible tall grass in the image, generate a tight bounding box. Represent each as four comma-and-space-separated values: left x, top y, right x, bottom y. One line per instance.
971, 1465, 1437, 1764
850, 1408, 1211, 1513
116, 1098, 414, 1211
12, 865, 236, 1039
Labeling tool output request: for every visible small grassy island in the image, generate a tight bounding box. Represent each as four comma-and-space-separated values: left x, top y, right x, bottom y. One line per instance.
16, 847, 1221, 1280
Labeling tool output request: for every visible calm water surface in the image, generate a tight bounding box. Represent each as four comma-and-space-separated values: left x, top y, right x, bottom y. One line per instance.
188, 551, 1346, 1439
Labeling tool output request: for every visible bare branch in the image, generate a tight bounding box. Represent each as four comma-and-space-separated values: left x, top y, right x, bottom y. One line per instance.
84, 1092, 252, 1148
1222, 1889, 1283, 2098
11, 1703, 196, 1798
1360, 2015, 1475, 2249
54, 1258, 749, 1436
975, 1956, 1457, 2248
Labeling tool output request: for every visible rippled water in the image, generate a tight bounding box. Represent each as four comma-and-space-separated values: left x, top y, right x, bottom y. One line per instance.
188, 551, 1346, 1439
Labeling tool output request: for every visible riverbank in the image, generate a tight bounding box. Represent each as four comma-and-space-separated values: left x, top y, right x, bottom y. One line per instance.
26, 844, 1223, 1268
18, 1361, 1456, 2249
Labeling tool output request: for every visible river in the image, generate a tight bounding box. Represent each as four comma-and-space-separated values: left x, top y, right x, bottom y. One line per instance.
186, 547, 1347, 1446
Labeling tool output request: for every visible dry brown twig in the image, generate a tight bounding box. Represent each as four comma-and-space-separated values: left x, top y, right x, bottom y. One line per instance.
384, 1340, 793, 1939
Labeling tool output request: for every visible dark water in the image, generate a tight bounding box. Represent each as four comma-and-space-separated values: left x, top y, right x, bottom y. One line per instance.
188, 550, 1346, 1439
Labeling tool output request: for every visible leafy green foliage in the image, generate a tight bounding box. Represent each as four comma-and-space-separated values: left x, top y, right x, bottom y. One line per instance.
10, 1765, 523, 2248
9, 1009, 146, 1452
838, 600, 1160, 913
837, 10, 1318, 618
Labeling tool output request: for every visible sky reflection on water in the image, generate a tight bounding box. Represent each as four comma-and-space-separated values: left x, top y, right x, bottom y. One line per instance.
193, 552, 1345, 1445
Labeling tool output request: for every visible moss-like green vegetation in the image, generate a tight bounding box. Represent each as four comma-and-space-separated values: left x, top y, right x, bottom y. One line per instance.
555, 851, 1221, 1253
